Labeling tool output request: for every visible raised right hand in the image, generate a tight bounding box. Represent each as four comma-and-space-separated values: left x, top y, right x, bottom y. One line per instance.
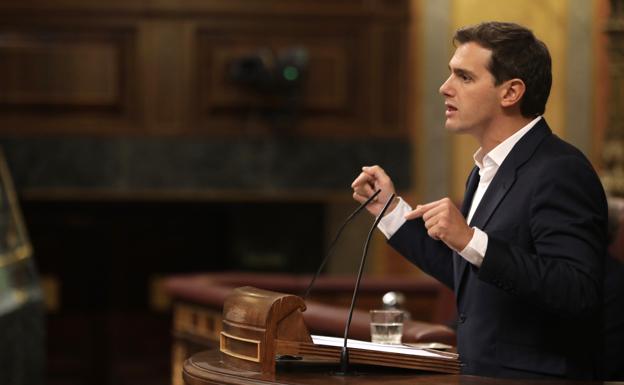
351, 165, 397, 217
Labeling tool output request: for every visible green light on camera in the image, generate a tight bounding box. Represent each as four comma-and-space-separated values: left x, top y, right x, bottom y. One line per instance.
283, 66, 299, 81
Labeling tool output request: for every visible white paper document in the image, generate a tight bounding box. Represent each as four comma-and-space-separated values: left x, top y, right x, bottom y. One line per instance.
310, 335, 443, 358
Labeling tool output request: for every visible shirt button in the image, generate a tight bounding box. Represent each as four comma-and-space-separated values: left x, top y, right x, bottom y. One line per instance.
458, 313, 467, 323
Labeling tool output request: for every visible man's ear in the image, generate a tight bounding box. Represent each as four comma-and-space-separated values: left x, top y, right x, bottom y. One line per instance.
500, 78, 526, 108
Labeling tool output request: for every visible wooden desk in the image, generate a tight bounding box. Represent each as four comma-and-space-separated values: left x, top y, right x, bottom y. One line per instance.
183, 350, 615, 385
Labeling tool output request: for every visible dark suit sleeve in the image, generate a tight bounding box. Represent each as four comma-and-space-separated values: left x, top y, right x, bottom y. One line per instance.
388, 218, 455, 289
478, 155, 606, 319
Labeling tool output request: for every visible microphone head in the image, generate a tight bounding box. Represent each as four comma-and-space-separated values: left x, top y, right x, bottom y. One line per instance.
382, 291, 406, 308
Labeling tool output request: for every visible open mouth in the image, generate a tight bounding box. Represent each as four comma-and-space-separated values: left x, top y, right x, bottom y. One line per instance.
445, 104, 457, 115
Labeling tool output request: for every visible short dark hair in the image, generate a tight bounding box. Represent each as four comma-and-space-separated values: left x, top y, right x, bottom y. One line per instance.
454, 21, 552, 118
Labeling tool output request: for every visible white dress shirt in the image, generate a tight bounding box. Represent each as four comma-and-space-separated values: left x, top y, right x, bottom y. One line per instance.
378, 116, 542, 267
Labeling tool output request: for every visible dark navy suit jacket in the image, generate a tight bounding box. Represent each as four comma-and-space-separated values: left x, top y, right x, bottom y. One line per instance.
389, 119, 607, 379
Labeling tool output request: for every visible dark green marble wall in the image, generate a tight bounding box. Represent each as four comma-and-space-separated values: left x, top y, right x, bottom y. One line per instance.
0, 137, 412, 193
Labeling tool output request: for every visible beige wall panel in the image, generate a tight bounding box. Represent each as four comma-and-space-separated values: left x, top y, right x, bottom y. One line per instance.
592, 0, 611, 167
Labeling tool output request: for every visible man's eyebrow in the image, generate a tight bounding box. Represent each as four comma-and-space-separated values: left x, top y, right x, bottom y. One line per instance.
449, 66, 477, 78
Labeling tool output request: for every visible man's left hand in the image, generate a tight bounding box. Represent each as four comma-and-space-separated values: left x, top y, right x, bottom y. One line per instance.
404, 197, 474, 251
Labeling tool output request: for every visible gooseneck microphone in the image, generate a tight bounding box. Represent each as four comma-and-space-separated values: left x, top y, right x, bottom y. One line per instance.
338, 193, 396, 375
302, 189, 381, 300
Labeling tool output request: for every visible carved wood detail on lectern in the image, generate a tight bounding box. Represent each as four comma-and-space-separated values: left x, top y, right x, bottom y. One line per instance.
219, 286, 312, 376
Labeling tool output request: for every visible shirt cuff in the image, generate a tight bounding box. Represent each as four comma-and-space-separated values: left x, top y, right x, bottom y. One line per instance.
458, 227, 488, 267
377, 197, 412, 239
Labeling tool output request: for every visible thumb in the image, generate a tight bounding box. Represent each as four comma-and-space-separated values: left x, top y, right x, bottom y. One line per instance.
404, 205, 424, 220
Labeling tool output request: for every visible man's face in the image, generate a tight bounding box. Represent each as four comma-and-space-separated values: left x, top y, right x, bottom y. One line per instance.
439, 42, 502, 137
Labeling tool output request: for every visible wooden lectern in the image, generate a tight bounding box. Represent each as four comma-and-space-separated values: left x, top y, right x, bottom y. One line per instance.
219, 286, 312, 375
217, 286, 459, 379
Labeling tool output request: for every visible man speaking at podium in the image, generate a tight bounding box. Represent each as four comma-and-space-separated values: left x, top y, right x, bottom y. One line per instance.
352, 22, 607, 380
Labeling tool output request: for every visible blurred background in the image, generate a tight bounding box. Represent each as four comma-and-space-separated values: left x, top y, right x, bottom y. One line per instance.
0, 0, 622, 384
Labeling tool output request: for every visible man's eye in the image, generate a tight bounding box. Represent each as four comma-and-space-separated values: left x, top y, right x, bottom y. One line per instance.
460, 74, 471, 81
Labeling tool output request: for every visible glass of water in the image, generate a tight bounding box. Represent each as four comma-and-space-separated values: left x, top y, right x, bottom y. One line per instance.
369, 309, 404, 344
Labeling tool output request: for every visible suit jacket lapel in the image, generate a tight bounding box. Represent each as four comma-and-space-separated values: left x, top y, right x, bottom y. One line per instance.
461, 167, 480, 217
456, 119, 552, 290
467, 174, 514, 229
469, 119, 551, 230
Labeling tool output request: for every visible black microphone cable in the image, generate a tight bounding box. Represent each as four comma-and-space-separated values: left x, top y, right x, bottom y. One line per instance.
302, 189, 381, 300
338, 192, 396, 375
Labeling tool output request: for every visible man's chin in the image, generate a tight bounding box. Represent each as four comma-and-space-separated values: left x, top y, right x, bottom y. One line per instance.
444, 121, 461, 132
444, 123, 471, 135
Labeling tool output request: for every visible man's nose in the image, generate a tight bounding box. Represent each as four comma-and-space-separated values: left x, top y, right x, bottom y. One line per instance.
439, 76, 452, 96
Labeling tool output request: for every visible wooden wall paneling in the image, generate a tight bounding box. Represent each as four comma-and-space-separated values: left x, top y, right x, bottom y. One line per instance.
138, 20, 193, 135
361, 18, 409, 138
0, 22, 139, 136
0, 0, 405, 17
0, 1, 409, 138
367, 23, 383, 137
371, 0, 409, 14
0, 35, 118, 106
296, 22, 370, 137
378, 24, 408, 136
